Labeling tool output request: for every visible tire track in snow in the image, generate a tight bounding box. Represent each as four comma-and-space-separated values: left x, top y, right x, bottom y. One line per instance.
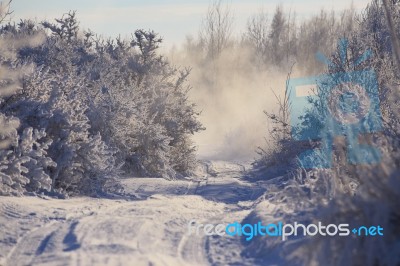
1, 161, 265, 266
177, 161, 264, 266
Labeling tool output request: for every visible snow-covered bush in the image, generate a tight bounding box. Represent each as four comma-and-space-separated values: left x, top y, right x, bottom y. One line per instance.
288, 2, 400, 265
17, 128, 55, 193
3, 61, 122, 195
252, 71, 302, 179
59, 25, 203, 178
1, 7, 203, 196
251, 1, 400, 265
0, 2, 55, 195
0, 127, 56, 196
37, 15, 203, 178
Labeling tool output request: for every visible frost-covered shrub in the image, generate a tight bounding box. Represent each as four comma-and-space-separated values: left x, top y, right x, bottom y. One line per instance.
0, 8, 203, 196
247, 1, 400, 265
0, 8, 52, 196
287, 2, 400, 265
0, 15, 120, 195
36, 15, 203, 178
18, 128, 55, 193
31, 16, 203, 178
0, 114, 23, 195
5, 66, 121, 195
253, 71, 307, 179
252, 1, 400, 265
0, 127, 56, 196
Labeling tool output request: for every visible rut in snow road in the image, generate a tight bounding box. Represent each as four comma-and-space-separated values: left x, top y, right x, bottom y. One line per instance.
0, 161, 266, 266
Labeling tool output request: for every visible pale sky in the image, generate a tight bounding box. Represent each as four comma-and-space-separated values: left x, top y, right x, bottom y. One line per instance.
9, 0, 371, 46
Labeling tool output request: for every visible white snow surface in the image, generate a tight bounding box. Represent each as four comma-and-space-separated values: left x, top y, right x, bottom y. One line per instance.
0, 161, 268, 266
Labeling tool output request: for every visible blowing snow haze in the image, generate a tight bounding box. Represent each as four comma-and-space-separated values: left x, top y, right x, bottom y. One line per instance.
10, 0, 371, 161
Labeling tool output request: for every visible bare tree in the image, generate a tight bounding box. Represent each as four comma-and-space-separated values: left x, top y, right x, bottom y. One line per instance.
199, 0, 234, 59
268, 5, 286, 65
0, 0, 12, 24
264, 64, 293, 143
244, 9, 269, 66
285, 8, 297, 65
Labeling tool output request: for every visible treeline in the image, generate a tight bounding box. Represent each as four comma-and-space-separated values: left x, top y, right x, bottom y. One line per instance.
182, 1, 357, 74
0, 9, 203, 196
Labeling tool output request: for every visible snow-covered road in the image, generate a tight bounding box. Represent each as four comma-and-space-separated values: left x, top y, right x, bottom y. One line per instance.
0, 161, 266, 266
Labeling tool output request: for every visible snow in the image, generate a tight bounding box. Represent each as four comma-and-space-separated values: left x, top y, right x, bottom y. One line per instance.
0, 161, 268, 266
